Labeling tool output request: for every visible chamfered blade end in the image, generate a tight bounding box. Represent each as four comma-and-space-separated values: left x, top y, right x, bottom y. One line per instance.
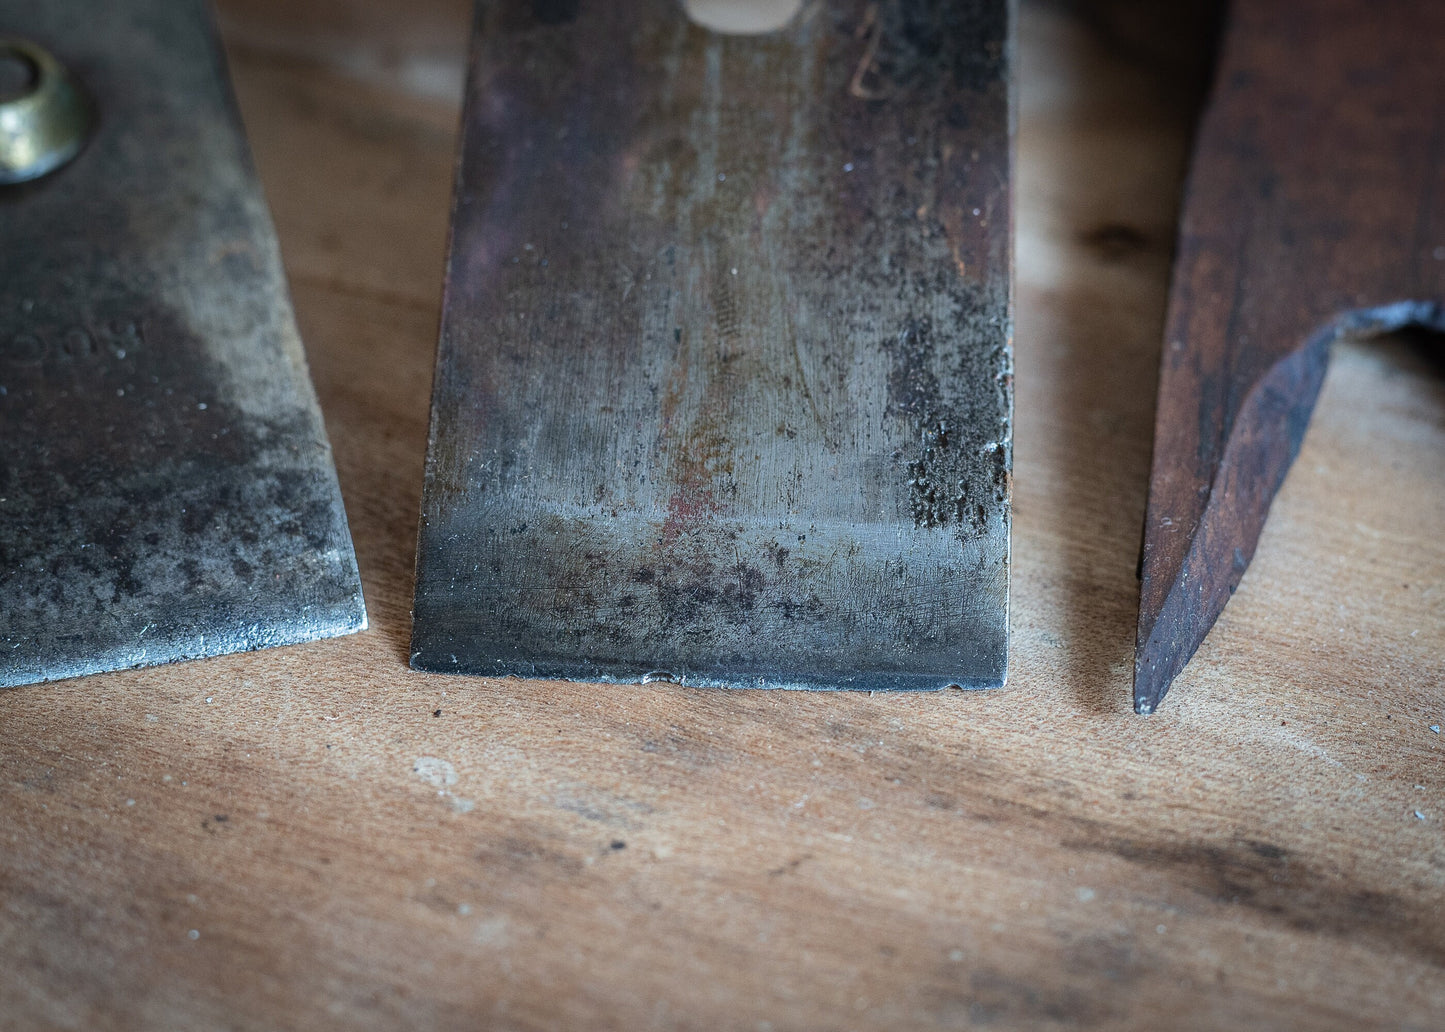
0, 595, 368, 690
407, 617, 1006, 692
405, 651, 1005, 693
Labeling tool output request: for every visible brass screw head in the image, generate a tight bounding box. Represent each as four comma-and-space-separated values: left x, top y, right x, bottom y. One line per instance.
0, 38, 92, 185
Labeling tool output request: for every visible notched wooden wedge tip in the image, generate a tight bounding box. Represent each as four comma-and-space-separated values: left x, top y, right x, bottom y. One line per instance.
1135, 0, 1445, 714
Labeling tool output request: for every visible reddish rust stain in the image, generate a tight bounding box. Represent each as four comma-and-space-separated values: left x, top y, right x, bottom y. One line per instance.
660, 483, 722, 545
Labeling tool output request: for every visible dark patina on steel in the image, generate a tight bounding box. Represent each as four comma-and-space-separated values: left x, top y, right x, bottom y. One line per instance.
0, 0, 366, 688
413, 0, 1014, 689
1136, 0, 1444, 713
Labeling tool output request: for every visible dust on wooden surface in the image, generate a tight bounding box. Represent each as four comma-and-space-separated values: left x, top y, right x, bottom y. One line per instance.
1, 2, 1440, 1029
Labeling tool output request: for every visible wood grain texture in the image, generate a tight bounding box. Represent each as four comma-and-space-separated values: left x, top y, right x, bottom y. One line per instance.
1, 2, 1441, 1029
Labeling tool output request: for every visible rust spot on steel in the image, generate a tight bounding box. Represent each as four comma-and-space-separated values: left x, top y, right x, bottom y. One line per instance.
412, 0, 1014, 690
1135, 0, 1445, 713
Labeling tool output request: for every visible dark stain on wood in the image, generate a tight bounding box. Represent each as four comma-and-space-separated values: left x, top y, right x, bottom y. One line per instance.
1067, 832, 1445, 968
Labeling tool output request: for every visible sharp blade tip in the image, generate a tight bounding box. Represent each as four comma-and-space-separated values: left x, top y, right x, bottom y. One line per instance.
1132, 641, 1175, 716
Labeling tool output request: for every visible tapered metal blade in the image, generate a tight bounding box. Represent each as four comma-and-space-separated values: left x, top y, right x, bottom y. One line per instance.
1135, 0, 1444, 714
413, 0, 1014, 689
0, 0, 366, 687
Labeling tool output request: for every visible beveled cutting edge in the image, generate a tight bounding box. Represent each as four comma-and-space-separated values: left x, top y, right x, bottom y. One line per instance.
413, 0, 1014, 690
0, 0, 366, 687
1135, 0, 1444, 714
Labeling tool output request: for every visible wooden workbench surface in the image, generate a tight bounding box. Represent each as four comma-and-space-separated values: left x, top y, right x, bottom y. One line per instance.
3, 2, 1442, 1028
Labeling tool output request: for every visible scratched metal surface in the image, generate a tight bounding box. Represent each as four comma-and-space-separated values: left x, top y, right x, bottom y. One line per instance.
0, 0, 366, 688
413, 0, 1013, 690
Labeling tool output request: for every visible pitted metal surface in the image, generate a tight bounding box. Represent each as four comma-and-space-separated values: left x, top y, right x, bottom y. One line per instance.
413, 0, 1013, 689
0, 0, 366, 687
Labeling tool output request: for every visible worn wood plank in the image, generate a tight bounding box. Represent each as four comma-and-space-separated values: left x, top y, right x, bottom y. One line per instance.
1, 2, 1441, 1029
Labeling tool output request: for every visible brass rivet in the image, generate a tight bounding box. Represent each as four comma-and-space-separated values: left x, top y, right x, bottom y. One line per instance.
0, 38, 92, 185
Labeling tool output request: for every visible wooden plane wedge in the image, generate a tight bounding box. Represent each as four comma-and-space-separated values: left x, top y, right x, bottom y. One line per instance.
1135, 0, 1444, 714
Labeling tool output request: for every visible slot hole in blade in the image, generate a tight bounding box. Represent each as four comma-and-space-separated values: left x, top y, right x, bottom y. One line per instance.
682, 0, 802, 35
